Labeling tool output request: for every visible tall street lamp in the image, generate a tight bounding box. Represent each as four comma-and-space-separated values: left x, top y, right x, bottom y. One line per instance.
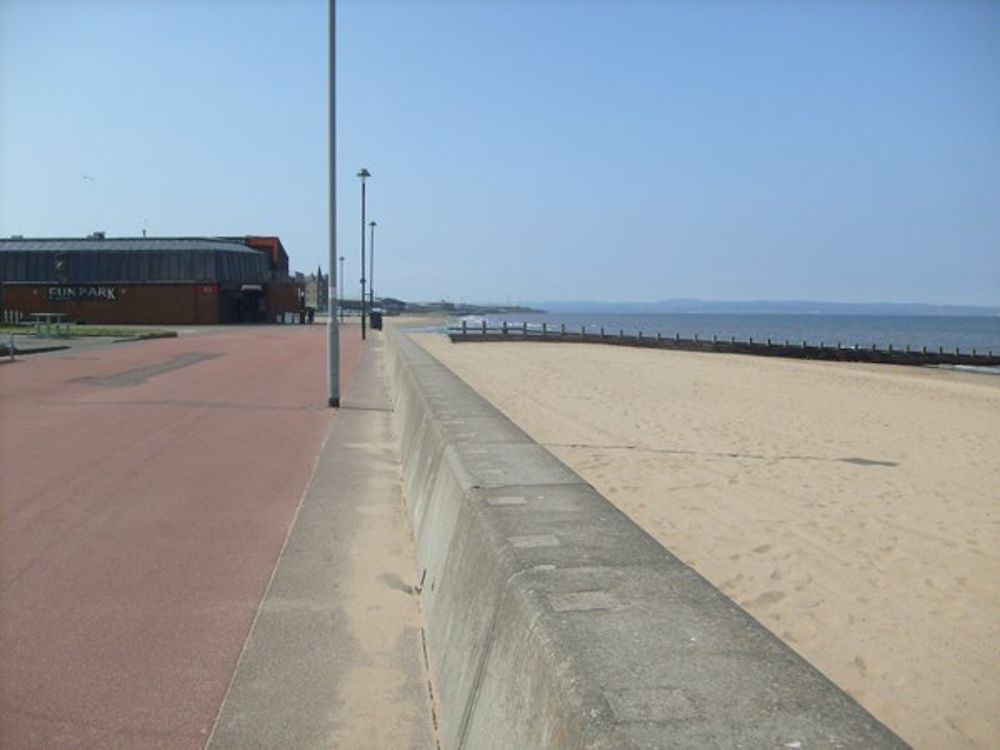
357, 167, 371, 340
338, 255, 345, 322
368, 220, 377, 312
327, 0, 340, 408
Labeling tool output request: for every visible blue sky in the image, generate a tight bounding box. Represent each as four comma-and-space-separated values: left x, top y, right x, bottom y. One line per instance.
2, 0, 998, 306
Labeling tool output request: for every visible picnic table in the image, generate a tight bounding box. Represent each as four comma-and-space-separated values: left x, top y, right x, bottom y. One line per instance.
29, 312, 70, 336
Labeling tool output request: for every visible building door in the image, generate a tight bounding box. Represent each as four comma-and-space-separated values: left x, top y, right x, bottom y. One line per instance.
239, 289, 264, 322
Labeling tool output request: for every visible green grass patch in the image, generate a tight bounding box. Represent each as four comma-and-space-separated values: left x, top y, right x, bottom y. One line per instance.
0, 325, 177, 340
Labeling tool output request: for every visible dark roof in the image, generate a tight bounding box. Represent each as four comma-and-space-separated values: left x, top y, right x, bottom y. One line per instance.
0, 237, 278, 284
0, 237, 261, 254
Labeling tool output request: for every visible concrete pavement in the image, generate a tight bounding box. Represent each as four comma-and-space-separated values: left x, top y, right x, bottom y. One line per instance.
207, 333, 438, 749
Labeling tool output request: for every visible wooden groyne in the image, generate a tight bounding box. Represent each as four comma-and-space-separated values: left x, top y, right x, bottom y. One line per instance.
447, 321, 1000, 368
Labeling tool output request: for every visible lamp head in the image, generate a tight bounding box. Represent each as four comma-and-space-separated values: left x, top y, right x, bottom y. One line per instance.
356, 168, 371, 181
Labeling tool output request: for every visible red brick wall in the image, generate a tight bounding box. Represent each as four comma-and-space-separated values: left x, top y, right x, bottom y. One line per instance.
1, 284, 220, 325
266, 282, 302, 320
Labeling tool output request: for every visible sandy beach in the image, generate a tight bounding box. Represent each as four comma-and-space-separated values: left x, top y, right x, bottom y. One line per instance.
412, 334, 1000, 750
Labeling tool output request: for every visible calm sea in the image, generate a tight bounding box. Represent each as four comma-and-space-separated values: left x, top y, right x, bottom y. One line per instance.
465, 313, 1000, 354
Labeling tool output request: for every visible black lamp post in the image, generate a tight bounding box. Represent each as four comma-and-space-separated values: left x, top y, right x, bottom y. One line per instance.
368, 220, 376, 312
357, 167, 371, 339
338, 255, 345, 322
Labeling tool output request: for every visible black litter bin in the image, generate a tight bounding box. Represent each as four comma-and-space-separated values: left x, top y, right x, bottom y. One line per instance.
370, 311, 383, 330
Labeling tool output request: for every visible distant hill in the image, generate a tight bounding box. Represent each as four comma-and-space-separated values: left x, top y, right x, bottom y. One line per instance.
403, 301, 545, 315
527, 299, 1000, 317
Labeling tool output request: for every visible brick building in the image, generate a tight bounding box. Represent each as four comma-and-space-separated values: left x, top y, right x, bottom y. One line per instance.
0, 234, 303, 325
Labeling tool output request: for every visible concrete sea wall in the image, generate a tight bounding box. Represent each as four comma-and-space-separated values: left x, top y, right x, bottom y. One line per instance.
385, 329, 909, 750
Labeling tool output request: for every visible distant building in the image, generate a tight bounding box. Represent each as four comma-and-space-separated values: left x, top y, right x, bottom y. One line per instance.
303, 266, 328, 312
380, 297, 406, 315
0, 234, 303, 324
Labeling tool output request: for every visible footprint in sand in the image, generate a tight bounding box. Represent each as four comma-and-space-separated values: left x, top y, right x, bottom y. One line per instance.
790, 571, 813, 588
743, 590, 786, 608
720, 573, 744, 589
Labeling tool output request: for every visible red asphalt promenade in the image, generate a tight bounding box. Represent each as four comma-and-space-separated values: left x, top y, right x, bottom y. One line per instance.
1, 325, 363, 749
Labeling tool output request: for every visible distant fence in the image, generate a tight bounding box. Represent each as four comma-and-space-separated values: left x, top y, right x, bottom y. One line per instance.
448, 320, 1000, 368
